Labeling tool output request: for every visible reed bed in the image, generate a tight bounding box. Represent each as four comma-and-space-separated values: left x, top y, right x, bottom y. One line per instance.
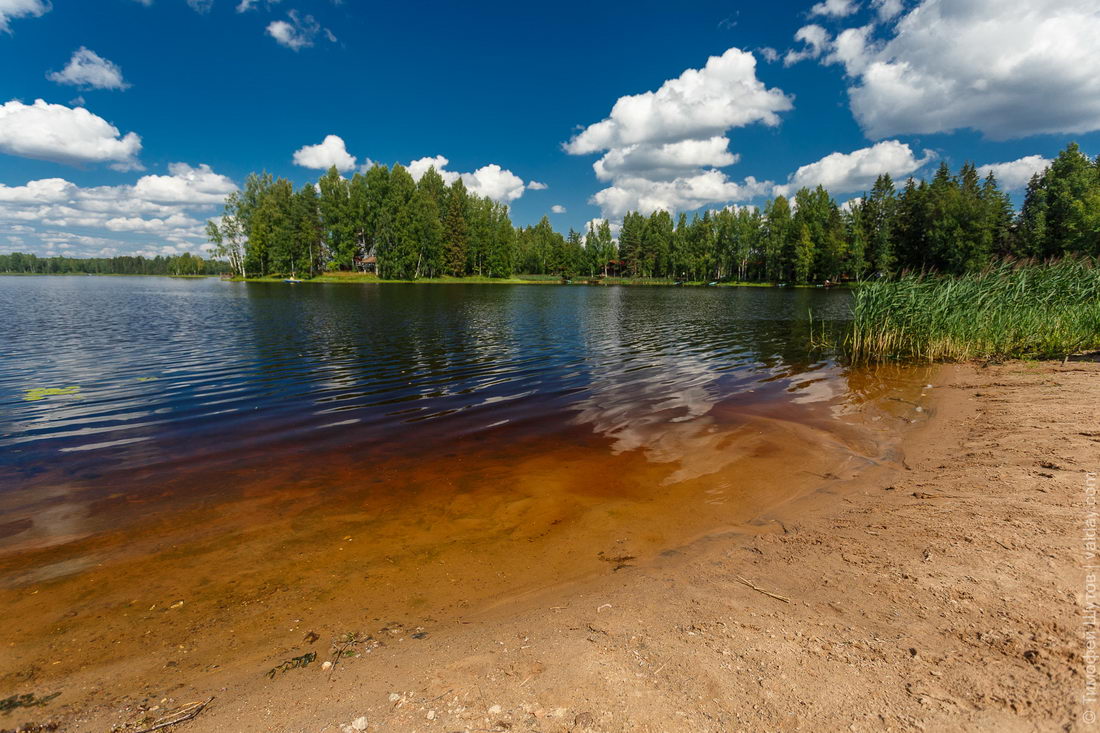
834, 258, 1100, 363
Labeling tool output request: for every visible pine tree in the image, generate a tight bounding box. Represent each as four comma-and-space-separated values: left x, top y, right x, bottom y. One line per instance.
444, 179, 469, 276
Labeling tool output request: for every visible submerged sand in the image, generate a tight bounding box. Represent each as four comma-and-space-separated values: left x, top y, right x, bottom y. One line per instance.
2, 360, 1093, 732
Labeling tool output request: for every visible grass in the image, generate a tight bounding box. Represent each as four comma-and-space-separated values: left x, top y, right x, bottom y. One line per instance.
826, 258, 1100, 363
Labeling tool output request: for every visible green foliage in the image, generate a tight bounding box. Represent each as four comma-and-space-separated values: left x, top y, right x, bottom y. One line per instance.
0, 252, 228, 276
837, 258, 1100, 362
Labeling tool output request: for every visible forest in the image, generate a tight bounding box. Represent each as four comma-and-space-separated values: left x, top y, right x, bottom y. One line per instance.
0, 251, 229, 276
205, 143, 1100, 283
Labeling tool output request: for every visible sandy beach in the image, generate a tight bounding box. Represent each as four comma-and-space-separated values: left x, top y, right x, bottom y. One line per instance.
4, 358, 1090, 732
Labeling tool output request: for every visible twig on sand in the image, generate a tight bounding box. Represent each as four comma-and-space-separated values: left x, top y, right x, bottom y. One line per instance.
132, 697, 213, 733
734, 575, 790, 604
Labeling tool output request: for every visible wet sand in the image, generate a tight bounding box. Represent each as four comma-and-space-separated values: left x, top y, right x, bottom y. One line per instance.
3, 360, 1090, 731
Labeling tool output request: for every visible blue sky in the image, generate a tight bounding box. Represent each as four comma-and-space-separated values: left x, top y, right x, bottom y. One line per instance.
0, 0, 1098, 257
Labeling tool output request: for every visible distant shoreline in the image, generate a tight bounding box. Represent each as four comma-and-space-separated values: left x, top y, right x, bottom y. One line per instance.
226, 272, 829, 288
0, 270, 841, 288
0, 272, 215, 279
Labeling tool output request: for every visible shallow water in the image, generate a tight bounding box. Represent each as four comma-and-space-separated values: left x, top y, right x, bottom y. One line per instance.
0, 277, 928, 707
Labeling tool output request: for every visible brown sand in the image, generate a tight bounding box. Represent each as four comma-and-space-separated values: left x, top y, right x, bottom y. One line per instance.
3, 360, 1093, 732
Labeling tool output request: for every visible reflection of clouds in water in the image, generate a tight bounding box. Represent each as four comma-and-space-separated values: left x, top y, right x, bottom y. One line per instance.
569, 290, 741, 484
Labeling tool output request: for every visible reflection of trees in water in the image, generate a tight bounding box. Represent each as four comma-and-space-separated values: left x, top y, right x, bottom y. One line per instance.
238, 284, 855, 446
566, 287, 856, 482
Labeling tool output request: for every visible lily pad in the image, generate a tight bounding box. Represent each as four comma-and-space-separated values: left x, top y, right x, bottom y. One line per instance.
23, 386, 81, 401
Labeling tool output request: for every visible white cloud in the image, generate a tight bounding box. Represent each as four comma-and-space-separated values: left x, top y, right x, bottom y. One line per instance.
758, 47, 779, 63
527, 180, 548, 190
784, 25, 830, 66
0, 99, 142, 170
237, 0, 281, 10
462, 164, 526, 203
551, 205, 566, 214
0, 0, 50, 33
565, 48, 789, 218
823, 0, 1100, 139
266, 9, 335, 50
593, 136, 739, 182
775, 140, 935, 196
292, 134, 356, 171
132, 163, 238, 204
593, 171, 773, 220
810, 0, 859, 18
405, 155, 528, 203
977, 155, 1052, 190
186, 0, 213, 13
871, 0, 904, 21
0, 178, 77, 204
47, 48, 130, 91
0, 162, 237, 257
565, 48, 791, 155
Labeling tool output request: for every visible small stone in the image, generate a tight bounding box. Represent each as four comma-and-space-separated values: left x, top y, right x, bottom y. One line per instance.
321, 661, 332, 671
350, 716, 368, 731
487, 705, 502, 715
426, 710, 435, 720
388, 692, 401, 702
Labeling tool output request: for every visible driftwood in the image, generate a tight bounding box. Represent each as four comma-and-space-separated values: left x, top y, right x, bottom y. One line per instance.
734, 575, 790, 603
132, 697, 213, 733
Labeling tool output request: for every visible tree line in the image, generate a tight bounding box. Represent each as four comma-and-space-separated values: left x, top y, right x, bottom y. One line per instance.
206, 142, 1098, 282
0, 252, 229, 276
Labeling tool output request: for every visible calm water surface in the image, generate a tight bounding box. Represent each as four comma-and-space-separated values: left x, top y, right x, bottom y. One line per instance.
0, 276, 852, 494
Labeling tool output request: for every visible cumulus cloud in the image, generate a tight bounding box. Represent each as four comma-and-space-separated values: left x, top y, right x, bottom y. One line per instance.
266, 9, 335, 50
593, 172, 773, 220
784, 25, 830, 66
527, 180, 548, 190
871, 0, 904, 21
463, 164, 526, 203
977, 155, 1053, 190
0, 162, 237, 257
565, 48, 791, 155
818, 0, 1100, 139
810, 0, 859, 18
565, 48, 789, 217
292, 134, 356, 171
0, 99, 142, 170
132, 162, 238, 204
551, 205, 566, 214
47, 48, 130, 91
0, 0, 50, 33
593, 136, 739, 182
405, 155, 528, 203
774, 140, 935, 196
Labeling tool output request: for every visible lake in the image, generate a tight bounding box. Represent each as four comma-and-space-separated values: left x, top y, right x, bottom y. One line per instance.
0, 276, 928, 712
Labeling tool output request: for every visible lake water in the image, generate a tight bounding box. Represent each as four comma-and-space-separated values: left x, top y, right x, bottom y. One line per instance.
0, 276, 928, 710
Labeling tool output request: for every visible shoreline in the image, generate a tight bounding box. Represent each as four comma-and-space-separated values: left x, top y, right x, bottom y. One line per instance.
193, 360, 1089, 731
231, 274, 827, 288
286, 359, 1083, 733
3, 360, 1089, 731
